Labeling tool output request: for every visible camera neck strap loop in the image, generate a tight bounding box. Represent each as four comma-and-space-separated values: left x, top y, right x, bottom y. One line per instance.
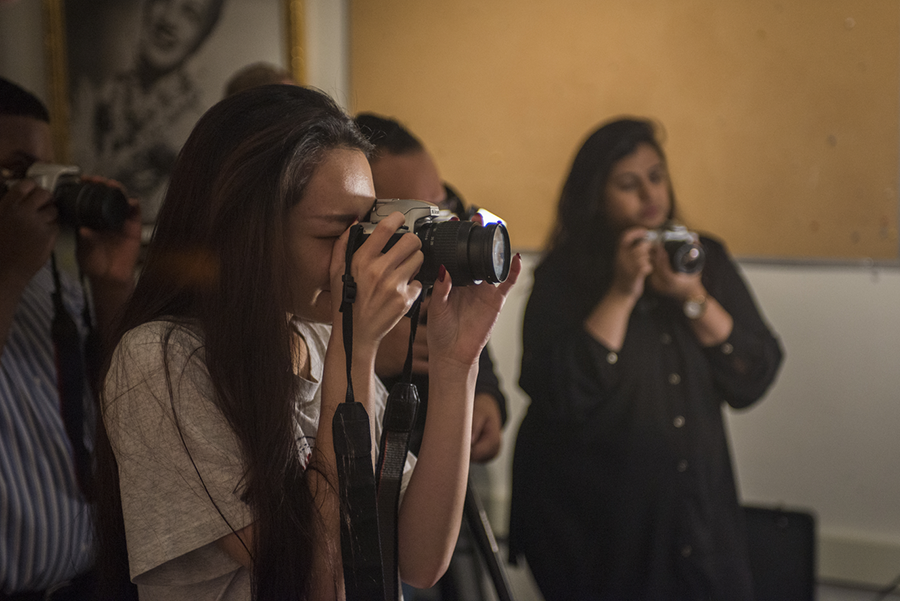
339, 224, 363, 403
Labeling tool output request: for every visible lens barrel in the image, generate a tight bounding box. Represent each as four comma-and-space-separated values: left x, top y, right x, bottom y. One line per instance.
54, 181, 129, 231
419, 220, 511, 286
664, 240, 705, 274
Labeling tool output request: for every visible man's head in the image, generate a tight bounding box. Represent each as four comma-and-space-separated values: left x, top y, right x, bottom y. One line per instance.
0, 78, 54, 177
353, 113, 445, 205
224, 62, 296, 97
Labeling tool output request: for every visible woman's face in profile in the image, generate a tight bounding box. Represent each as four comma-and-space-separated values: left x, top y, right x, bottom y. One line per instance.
603, 143, 672, 233
286, 148, 376, 323
138, 0, 216, 75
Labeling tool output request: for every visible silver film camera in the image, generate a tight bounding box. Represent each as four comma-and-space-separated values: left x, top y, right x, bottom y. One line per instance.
644, 222, 705, 274
354, 198, 511, 286
10, 163, 129, 231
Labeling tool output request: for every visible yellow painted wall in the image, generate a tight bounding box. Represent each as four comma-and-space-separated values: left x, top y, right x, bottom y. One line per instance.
350, 1, 899, 259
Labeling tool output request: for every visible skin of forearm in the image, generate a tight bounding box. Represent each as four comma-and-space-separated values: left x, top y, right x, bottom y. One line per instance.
583, 290, 639, 351
688, 294, 733, 347
397, 360, 476, 588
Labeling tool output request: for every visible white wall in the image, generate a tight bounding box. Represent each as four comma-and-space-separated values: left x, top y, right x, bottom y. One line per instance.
727, 262, 900, 585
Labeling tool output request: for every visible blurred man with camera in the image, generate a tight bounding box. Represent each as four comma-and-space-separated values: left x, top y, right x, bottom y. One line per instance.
0, 77, 140, 600
355, 112, 507, 464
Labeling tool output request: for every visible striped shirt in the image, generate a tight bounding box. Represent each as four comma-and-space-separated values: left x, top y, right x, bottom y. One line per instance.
1, 261, 94, 593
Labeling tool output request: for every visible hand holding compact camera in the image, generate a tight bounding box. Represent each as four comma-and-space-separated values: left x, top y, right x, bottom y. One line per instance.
354, 198, 511, 286
644, 222, 705, 274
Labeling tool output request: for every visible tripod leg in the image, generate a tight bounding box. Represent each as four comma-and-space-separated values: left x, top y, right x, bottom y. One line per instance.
463, 477, 516, 601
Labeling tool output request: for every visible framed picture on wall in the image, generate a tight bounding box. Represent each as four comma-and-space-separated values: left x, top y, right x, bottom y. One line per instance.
44, 0, 303, 226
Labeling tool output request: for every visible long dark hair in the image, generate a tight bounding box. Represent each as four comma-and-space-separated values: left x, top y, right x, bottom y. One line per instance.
544, 117, 677, 276
95, 84, 372, 600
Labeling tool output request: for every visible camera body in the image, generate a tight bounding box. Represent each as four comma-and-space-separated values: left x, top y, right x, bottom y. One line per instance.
18, 163, 129, 231
355, 198, 511, 286
644, 222, 705, 274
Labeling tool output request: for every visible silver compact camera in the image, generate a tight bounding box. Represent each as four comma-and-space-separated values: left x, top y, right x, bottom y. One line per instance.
354, 198, 511, 286
5, 163, 129, 231
644, 222, 705, 274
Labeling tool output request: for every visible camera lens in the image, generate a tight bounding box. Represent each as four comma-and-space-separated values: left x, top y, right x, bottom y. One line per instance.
419, 220, 511, 286
54, 181, 129, 231
664, 240, 705, 274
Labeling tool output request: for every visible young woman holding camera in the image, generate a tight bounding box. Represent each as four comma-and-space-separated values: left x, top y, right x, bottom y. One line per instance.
95, 84, 520, 600
509, 118, 783, 600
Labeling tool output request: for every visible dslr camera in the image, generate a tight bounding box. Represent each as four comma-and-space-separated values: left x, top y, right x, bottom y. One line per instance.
354, 198, 511, 286
5, 163, 129, 231
644, 222, 705, 274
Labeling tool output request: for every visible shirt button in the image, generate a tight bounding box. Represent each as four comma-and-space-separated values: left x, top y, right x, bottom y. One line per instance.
668, 373, 681, 385
660, 333, 672, 344
606, 352, 618, 365
721, 343, 734, 355
677, 460, 689, 472
673, 416, 685, 428
681, 545, 693, 557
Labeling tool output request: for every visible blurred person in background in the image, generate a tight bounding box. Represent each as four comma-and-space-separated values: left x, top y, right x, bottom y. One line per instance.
509, 117, 783, 601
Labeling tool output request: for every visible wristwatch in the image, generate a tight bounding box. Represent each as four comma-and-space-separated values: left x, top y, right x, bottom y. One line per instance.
683, 295, 707, 320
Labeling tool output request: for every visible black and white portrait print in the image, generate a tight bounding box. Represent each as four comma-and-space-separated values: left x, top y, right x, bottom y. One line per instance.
66, 0, 289, 223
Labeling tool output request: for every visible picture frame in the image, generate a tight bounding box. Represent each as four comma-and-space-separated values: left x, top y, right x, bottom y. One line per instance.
42, 0, 305, 224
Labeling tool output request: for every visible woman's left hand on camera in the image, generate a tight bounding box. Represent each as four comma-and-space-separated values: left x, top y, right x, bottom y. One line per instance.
330, 212, 424, 349
426, 253, 522, 368
647, 244, 703, 300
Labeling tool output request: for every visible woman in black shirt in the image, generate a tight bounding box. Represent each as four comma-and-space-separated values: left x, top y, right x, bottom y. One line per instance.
509, 118, 783, 601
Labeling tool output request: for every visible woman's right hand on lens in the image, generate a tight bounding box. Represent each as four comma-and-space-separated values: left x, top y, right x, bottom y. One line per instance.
329, 211, 424, 351
610, 227, 654, 299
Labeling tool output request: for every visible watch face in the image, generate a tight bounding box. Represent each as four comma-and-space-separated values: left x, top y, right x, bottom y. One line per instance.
684, 297, 706, 319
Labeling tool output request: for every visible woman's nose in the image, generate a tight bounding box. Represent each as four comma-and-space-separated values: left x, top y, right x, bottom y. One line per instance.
638, 181, 652, 202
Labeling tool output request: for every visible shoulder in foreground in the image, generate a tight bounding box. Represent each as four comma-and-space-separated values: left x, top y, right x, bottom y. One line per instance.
291, 318, 332, 340
117, 319, 204, 358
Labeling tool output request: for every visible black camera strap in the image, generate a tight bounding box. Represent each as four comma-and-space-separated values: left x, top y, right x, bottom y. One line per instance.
334, 224, 386, 600
375, 300, 421, 601
49, 253, 94, 500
